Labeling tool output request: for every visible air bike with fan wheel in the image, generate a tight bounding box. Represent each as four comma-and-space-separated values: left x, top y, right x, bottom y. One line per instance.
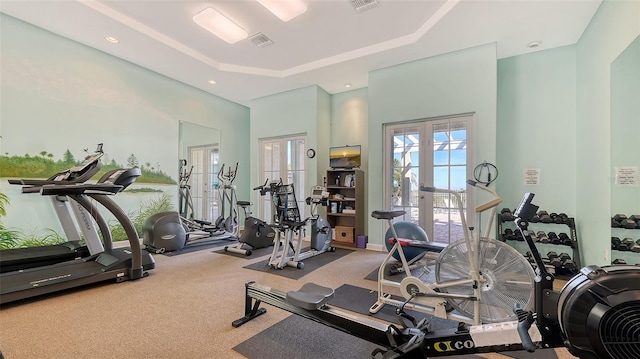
232, 189, 640, 359
369, 180, 535, 326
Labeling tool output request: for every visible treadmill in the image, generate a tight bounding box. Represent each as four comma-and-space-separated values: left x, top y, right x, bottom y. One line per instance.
1, 144, 106, 273
0, 167, 155, 305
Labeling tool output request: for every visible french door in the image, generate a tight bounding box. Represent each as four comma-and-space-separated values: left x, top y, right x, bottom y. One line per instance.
384, 115, 474, 244
258, 135, 306, 222
188, 145, 219, 222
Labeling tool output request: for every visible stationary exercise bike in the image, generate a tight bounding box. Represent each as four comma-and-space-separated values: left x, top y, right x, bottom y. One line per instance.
267, 182, 335, 270
224, 180, 276, 256
233, 191, 640, 359
370, 180, 535, 325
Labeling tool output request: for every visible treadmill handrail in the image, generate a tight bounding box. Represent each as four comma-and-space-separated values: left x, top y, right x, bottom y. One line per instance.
40, 184, 123, 196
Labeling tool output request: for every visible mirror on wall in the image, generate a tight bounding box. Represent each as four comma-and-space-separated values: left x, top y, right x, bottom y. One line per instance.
178, 121, 221, 223
610, 35, 640, 264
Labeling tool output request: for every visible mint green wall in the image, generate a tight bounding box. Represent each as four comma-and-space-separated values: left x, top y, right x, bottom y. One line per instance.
497, 45, 577, 212
316, 87, 332, 187
366, 44, 497, 246
610, 35, 640, 215
575, 0, 639, 266
0, 14, 250, 230
248, 85, 330, 203
330, 88, 369, 232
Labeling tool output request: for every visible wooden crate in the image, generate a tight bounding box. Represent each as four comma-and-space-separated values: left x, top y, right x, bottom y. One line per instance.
334, 226, 355, 243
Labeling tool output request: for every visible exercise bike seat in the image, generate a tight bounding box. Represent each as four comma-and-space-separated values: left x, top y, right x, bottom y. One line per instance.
371, 210, 406, 220
286, 283, 335, 310
237, 201, 251, 208
390, 238, 447, 253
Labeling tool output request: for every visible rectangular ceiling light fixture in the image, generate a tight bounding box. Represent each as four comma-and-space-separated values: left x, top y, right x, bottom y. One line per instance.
193, 7, 248, 44
257, 0, 307, 22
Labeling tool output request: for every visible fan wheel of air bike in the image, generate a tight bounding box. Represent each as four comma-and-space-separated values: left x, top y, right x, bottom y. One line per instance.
435, 237, 535, 323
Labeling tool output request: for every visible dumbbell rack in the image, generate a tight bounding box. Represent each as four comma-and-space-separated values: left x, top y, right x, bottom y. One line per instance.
497, 210, 582, 280
611, 214, 640, 265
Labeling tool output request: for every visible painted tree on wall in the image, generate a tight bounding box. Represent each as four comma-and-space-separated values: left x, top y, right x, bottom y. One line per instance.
127, 154, 139, 168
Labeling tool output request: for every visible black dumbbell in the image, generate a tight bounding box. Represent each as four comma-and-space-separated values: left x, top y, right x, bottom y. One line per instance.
525, 230, 538, 242
559, 253, 576, 272
613, 258, 627, 265
503, 228, 515, 241
611, 217, 621, 228
538, 211, 552, 223
553, 213, 569, 224
621, 238, 636, 252
612, 237, 621, 250
501, 208, 515, 222
612, 214, 627, 228
548, 252, 563, 268
622, 238, 635, 250
537, 231, 549, 243
558, 232, 572, 247
547, 232, 560, 245
514, 230, 524, 241
630, 240, 640, 253
621, 218, 637, 229
524, 251, 534, 263
630, 215, 640, 228
530, 214, 540, 223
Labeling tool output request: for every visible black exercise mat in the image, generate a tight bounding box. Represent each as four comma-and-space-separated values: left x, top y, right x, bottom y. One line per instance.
233, 314, 382, 359
233, 315, 487, 359
242, 247, 354, 279
331, 284, 459, 330
213, 245, 274, 259
158, 238, 237, 256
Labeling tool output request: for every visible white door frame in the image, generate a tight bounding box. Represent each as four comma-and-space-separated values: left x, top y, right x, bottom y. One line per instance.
188, 144, 219, 222
383, 114, 475, 243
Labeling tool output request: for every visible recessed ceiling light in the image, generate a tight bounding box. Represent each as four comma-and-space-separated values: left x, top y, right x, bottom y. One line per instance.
105, 36, 119, 44
344, 83, 352, 88
527, 41, 542, 49
257, 0, 307, 22
193, 7, 248, 44
208, 80, 217, 85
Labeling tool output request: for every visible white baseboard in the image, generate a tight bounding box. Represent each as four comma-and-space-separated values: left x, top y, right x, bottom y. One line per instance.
365, 243, 384, 251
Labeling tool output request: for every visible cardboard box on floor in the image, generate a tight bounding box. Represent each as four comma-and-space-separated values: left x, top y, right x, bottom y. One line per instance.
334, 226, 354, 243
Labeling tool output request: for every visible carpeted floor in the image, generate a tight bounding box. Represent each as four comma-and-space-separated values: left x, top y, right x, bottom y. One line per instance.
0, 243, 577, 359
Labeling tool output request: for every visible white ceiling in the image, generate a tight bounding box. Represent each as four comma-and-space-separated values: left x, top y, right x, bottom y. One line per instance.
0, 0, 602, 106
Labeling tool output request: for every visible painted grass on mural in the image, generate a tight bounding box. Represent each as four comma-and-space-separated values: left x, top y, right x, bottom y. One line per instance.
0, 191, 175, 249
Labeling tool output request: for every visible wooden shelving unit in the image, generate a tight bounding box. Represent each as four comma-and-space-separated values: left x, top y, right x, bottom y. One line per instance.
326, 169, 364, 248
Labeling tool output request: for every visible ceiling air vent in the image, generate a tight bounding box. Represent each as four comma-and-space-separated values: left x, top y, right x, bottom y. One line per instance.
351, 0, 379, 13
249, 33, 274, 48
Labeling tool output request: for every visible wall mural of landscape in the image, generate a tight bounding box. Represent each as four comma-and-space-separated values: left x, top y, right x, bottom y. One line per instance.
0, 148, 178, 249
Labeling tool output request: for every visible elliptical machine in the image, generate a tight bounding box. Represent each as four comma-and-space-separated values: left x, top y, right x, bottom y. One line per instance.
178, 161, 240, 239
143, 162, 239, 253
224, 180, 276, 256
